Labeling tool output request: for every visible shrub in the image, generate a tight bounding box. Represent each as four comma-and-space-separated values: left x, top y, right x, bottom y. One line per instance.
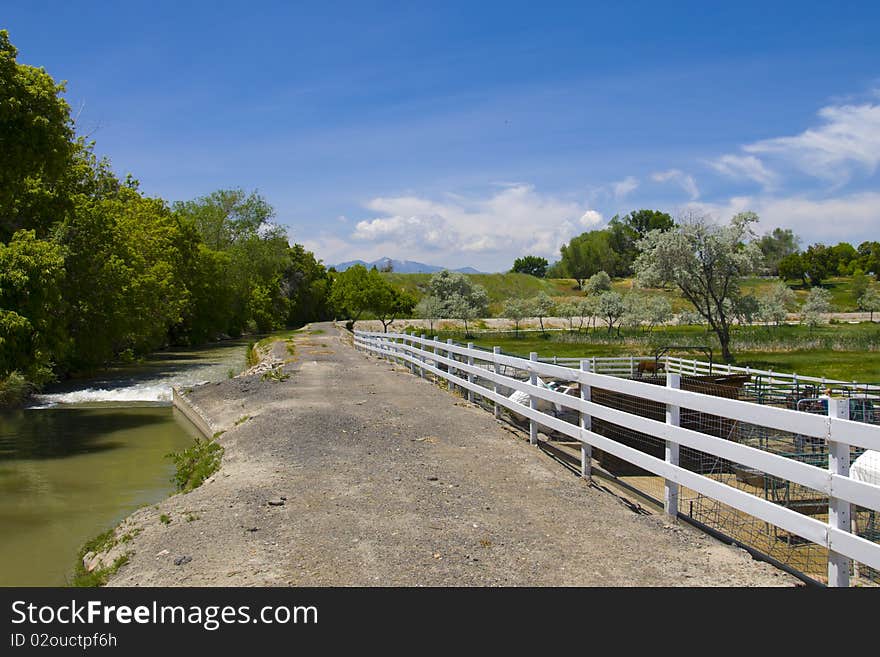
166, 437, 224, 493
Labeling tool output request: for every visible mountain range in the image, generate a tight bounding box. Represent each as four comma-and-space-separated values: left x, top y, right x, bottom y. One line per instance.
332, 257, 482, 274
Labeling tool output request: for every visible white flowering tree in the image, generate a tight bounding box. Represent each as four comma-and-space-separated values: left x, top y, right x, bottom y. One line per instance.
503, 298, 528, 337
801, 287, 831, 334
759, 281, 795, 328
528, 291, 556, 335
426, 270, 488, 337
634, 212, 763, 362
858, 287, 880, 322
597, 291, 625, 336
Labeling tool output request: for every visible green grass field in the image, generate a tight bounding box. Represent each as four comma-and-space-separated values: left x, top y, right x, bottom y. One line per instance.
429, 322, 880, 382
382, 272, 875, 315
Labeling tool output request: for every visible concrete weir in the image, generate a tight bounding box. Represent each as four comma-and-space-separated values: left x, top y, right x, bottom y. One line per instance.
172, 386, 217, 439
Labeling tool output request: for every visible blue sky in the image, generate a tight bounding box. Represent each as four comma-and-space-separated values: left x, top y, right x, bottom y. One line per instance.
4, 1, 880, 271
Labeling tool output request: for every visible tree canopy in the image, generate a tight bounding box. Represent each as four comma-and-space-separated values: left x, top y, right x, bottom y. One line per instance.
510, 255, 548, 277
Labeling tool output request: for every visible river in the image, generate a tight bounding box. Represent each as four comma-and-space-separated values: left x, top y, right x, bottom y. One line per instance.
0, 340, 248, 586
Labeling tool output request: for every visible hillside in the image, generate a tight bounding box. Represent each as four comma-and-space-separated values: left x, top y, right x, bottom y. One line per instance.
380, 272, 874, 317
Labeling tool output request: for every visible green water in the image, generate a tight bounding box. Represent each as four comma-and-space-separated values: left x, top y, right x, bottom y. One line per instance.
0, 341, 247, 586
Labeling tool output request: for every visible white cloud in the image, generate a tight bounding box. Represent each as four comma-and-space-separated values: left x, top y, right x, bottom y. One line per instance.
612, 176, 639, 199
709, 154, 779, 189
742, 99, 880, 185
579, 209, 604, 227
682, 191, 880, 243
651, 169, 699, 200
343, 184, 602, 270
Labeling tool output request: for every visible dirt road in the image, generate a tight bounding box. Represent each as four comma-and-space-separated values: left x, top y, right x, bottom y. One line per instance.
104, 323, 796, 586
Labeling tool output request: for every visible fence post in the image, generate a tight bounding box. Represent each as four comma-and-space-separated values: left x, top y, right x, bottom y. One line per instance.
433, 336, 440, 383
630, 356, 635, 377
827, 397, 852, 587
529, 352, 538, 446
493, 347, 501, 419
665, 373, 681, 518
447, 338, 456, 394
580, 360, 592, 481
420, 334, 427, 378
467, 342, 475, 403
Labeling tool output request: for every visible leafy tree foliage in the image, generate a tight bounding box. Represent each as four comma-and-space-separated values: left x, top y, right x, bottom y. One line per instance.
0, 32, 331, 399
584, 271, 612, 296
758, 228, 800, 276
510, 255, 548, 277
0, 30, 75, 241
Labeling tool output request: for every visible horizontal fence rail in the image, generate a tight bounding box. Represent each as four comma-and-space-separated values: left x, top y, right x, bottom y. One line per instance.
539, 354, 880, 398
354, 330, 880, 587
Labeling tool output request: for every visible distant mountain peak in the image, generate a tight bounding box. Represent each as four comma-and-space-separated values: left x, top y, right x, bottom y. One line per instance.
332, 257, 482, 274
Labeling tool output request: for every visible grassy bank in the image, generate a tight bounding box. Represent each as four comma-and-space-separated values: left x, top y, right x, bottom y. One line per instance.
430, 322, 880, 382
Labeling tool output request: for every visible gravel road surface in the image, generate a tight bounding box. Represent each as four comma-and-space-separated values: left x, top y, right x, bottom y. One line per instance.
104, 323, 796, 586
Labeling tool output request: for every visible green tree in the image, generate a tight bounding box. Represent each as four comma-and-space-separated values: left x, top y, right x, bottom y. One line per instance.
281, 245, 331, 327
634, 211, 762, 362
758, 228, 800, 276
851, 271, 870, 306
802, 244, 832, 287
830, 242, 857, 276
329, 264, 381, 328
559, 230, 620, 288
0, 230, 66, 382
856, 241, 880, 280
0, 30, 75, 241
778, 253, 806, 286
374, 286, 416, 333
510, 255, 548, 277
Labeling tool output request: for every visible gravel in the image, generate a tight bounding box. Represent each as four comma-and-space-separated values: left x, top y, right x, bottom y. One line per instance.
104, 322, 797, 587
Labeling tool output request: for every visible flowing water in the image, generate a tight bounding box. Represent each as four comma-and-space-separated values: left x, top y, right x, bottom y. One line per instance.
0, 340, 248, 586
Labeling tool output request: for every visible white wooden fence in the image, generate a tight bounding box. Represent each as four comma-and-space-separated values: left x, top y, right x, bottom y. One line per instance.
539, 354, 880, 397
354, 330, 880, 587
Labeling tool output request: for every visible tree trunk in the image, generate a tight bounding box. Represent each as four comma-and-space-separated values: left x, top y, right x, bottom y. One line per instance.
719, 329, 733, 363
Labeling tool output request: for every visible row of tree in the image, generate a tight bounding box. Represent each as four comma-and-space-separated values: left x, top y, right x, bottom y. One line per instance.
0, 31, 332, 399
513, 213, 879, 293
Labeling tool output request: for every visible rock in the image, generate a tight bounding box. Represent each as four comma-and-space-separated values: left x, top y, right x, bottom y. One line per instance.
156, 549, 170, 557
427, 476, 439, 481
268, 497, 285, 506
174, 555, 192, 566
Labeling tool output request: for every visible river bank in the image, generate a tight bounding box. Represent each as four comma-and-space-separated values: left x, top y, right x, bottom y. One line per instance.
89, 322, 796, 587
0, 339, 249, 586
